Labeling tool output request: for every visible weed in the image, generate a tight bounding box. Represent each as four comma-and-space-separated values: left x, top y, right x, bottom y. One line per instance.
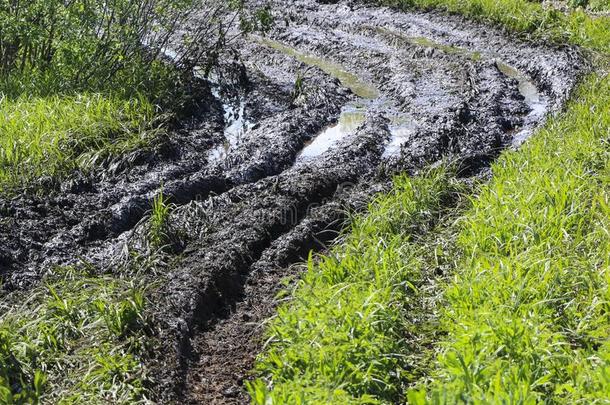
292, 69, 308, 103
148, 189, 175, 251
405, 73, 610, 403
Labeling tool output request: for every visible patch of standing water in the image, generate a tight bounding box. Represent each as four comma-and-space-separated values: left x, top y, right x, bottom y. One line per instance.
208, 99, 254, 161
160, 50, 254, 161
295, 100, 417, 162
208, 85, 254, 161
257, 38, 392, 162
297, 102, 367, 162
255, 37, 379, 99
383, 120, 418, 159
495, 61, 549, 144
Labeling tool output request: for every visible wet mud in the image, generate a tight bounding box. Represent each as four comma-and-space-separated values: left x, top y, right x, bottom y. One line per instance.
0, 0, 586, 403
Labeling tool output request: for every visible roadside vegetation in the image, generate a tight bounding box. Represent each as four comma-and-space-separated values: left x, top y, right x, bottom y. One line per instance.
249, 0, 610, 403
381, 0, 610, 54
0, 264, 160, 404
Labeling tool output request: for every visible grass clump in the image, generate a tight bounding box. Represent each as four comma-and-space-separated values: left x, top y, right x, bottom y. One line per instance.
0, 267, 154, 404
247, 167, 465, 403
0, 94, 155, 192
148, 190, 177, 251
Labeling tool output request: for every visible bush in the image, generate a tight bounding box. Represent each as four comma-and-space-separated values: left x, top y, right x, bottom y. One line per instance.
0, 0, 245, 99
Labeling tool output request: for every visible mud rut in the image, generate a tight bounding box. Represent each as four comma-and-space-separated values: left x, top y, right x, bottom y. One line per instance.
0, 0, 585, 403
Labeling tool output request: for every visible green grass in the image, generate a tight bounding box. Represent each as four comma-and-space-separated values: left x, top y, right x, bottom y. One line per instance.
0, 93, 156, 192
249, 0, 610, 402
0, 266, 155, 404
148, 189, 177, 251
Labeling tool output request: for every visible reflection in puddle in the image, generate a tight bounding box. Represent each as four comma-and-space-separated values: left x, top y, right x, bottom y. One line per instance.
495, 61, 549, 145
296, 100, 417, 162
384, 122, 418, 158
496, 61, 547, 115
208, 88, 254, 161
297, 103, 367, 162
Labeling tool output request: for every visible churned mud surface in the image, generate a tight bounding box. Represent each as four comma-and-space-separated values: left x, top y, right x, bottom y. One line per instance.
0, 0, 586, 403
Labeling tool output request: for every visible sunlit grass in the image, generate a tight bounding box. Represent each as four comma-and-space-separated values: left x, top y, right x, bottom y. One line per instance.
407, 72, 610, 403
0, 93, 156, 192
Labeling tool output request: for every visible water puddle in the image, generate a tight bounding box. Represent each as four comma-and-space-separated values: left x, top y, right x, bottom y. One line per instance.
383, 121, 418, 159
208, 85, 254, 161
297, 102, 367, 162
295, 100, 417, 162
373, 27, 483, 61
255, 37, 379, 99
496, 61, 547, 115
162, 49, 250, 162
154, 58, 250, 162
495, 61, 549, 145
208, 100, 254, 161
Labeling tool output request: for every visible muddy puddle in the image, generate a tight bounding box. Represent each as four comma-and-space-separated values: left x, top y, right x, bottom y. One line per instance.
207, 96, 254, 161
496, 61, 549, 144
296, 100, 418, 162
256, 36, 379, 99
257, 38, 420, 161
297, 101, 367, 161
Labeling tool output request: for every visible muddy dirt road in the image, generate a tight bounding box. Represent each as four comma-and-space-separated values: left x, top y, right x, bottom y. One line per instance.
0, 0, 585, 403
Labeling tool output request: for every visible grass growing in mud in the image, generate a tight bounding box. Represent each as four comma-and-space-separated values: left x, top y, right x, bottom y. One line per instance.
0, 266, 155, 404
250, 0, 610, 402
